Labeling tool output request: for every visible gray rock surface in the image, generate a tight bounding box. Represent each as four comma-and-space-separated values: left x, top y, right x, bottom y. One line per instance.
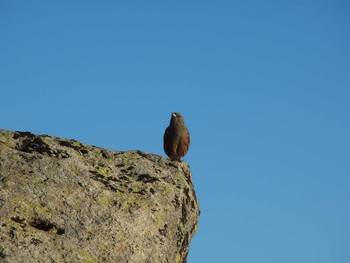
0, 130, 199, 263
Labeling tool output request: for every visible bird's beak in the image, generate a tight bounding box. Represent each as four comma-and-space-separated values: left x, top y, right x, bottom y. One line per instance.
172, 113, 177, 117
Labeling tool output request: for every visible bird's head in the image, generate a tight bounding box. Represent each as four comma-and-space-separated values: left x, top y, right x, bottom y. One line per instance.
170, 112, 185, 126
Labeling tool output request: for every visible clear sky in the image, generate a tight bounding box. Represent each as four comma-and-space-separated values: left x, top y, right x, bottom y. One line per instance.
1, 1, 349, 262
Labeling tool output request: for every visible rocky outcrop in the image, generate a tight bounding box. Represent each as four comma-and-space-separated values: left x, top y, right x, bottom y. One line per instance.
0, 130, 199, 263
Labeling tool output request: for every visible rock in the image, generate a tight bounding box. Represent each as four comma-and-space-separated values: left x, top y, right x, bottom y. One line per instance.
0, 130, 199, 263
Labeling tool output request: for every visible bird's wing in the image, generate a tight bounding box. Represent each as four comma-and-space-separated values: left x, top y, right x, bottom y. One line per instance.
178, 130, 190, 157
163, 126, 173, 157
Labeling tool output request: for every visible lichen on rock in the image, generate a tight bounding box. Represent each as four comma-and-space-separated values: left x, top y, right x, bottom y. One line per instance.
0, 130, 199, 263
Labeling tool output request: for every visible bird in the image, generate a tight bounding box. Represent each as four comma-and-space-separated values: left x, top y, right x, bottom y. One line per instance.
163, 112, 190, 161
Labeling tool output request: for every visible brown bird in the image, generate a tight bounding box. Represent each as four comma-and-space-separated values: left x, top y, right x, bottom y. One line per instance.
163, 112, 190, 161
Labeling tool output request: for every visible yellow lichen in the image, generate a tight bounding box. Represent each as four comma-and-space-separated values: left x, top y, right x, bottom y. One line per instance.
81, 251, 99, 263
175, 253, 182, 263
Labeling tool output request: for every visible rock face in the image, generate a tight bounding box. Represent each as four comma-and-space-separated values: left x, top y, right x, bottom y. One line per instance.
0, 130, 199, 263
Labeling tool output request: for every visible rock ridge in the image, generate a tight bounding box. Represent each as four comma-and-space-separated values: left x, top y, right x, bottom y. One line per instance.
0, 130, 199, 263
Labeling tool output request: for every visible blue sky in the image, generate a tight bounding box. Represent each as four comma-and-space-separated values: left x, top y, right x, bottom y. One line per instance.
1, 1, 349, 262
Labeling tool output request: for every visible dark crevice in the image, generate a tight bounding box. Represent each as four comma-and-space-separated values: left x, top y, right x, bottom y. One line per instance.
171, 195, 181, 208
31, 237, 42, 245
135, 174, 159, 183
159, 223, 168, 236
30, 218, 65, 235
59, 140, 89, 155
11, 216, 26, 224
89, 170, 118, 191
0, 246, 5, 259
13, 132, 69, 158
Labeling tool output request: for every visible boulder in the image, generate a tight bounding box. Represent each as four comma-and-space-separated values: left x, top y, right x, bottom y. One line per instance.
0, 130, 199, 263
